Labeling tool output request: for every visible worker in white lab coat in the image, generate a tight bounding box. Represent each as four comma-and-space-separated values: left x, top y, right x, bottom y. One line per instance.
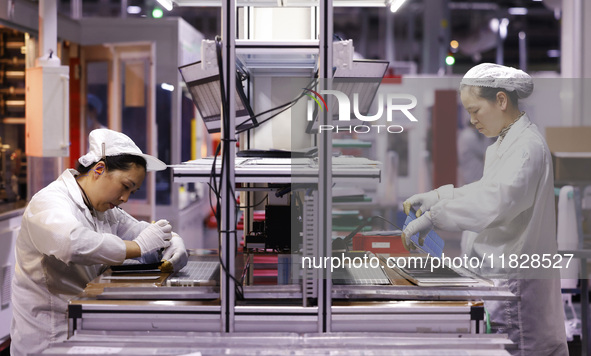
457, 123, 489, 186
402, 63, 568, 356
10, 129, 188, 356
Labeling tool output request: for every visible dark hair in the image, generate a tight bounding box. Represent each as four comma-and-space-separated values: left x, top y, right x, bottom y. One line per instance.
76, 154, 147, 174
465, 85, 519, 107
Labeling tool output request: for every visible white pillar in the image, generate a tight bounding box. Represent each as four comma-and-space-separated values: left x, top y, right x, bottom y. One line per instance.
560, 0, 582, 78
38, 0, 57, 60
421, 0, 449, 74
560, 0, 591, 126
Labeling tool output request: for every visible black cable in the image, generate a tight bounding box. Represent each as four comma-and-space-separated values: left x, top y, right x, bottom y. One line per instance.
242, 73, 318, 122
208, 142, 222, 223
212, 36, 244, 299
238, 194, 268, 209
235, 74, 319, 134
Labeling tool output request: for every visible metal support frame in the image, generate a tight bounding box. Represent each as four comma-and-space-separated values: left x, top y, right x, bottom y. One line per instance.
302, 192, 319, 307
220, 0, 237, 333
317, 0, 333, 333
573, 187, 590, 356
174, 0, 339, 335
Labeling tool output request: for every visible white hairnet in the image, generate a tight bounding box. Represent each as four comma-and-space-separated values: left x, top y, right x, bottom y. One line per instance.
460, 63, 534, 99
78, 129, 167, 171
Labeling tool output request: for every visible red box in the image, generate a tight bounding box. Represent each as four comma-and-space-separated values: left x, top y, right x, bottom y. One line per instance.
352, 232, 408, 256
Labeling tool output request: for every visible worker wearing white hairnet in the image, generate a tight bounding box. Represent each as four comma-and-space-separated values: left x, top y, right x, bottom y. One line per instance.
10, 129, 188, 356
402, 63, 567, 356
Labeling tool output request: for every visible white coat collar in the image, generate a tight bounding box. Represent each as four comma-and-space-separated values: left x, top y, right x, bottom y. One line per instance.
60, 169, 91, 212
494, 113, 531, 157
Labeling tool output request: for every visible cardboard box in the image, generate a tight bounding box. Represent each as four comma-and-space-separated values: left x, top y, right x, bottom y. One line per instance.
546, 127, 591, 182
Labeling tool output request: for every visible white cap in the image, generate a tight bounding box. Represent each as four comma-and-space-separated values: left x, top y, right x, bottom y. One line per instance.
78, 129, 167, 171
460, 63, 534, 99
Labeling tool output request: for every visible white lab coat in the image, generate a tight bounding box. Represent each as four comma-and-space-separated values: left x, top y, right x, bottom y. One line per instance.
430, 115, 568, 356
457, 125, 489, 186
10, 169, 156, 356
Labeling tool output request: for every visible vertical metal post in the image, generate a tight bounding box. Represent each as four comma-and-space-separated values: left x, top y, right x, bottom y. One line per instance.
358, 9, 368, 58
221, 0, 237, 333
581, 254, 589, 356
518, 31, 527, 71
495, 21, 504, 65
406, 13, 415, 62
421, 0, 445, 73
70, 0, 82, 20
574, 187, 589, 356
120, 0, 127, 19
385, 12, 395, 66
38, 0, 58, 59
318, 0, 333, 333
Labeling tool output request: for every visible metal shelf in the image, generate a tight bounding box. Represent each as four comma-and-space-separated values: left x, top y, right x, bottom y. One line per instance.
236, 40, 319, 74
174, 0, 388, 7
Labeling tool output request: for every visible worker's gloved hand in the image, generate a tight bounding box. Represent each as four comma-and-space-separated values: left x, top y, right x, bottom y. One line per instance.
134, 219, 172, 255
401, 212, 433, 251
403, 185, 454, 217
160, 233, 188, 273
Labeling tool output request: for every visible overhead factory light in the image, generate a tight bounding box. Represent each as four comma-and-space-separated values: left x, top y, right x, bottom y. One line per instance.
389, 0, 407, 13
489, 18, 510, 40
508, 7, 528, 15
499, 18, 509, 39
161, 83, 175, 92
127, 6, 141, 15
156, 0, 173, 11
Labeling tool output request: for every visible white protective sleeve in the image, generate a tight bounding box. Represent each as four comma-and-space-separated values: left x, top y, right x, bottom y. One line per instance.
430, 139, 541, 233
25, 192, 127, 265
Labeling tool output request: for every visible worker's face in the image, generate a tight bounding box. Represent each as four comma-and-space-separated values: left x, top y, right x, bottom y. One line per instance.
460, 86, 505, 138
91, 163, 146, 212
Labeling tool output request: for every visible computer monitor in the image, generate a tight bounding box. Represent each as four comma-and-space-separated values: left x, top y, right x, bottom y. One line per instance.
306, 59, 389, 133
179, 61, 256, 134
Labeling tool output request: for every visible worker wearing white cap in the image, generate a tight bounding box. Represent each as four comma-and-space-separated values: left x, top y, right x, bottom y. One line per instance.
402, 64, 567, 355
10, 129, 188, 356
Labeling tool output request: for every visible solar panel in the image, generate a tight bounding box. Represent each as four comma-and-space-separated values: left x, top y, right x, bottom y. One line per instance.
166, 260, 220, 287
332, 252, 391, 285
179, 60, 257, 134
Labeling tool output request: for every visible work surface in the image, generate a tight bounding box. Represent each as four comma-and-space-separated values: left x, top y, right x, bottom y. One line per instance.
37, 331, 514, 355
72, 252, 514, 303
64, 253, 514, 352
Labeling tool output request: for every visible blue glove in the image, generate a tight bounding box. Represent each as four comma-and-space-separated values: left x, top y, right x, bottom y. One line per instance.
401, 211, 433, 251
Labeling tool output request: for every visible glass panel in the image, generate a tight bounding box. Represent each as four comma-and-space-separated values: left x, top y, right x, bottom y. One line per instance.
86, 61, 109, 143
120, 59, 148, 201
179, 88, 200, 208
181, 90, 196, 163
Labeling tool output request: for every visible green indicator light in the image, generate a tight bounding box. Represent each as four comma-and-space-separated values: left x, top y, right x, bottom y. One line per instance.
152, 8, 164, 18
